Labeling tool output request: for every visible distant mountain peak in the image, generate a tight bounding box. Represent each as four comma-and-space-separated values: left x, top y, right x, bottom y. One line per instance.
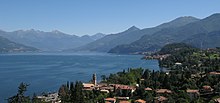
128, 26, 140, 31
51, 30, 63, 34
91, 33, 106, 40
174, 16, 200, 22
209, 13, 220, 17
157, 16, 200, 29
203, 13, 220, 20
94, 33, 105, 35
124, 26, 140, 33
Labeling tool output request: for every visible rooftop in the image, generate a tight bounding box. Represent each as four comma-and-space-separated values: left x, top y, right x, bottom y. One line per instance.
144, 87, 153, 91
186, 89, 199, 93
156, 89, 172, 94
156, 96, 168, 102
105, 98, 116, 101
119, 100, 131, 103
135, 99, 146, 103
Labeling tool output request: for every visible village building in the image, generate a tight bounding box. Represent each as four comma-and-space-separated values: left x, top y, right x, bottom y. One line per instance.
145, 87, 153, 91
82, 83, 95, 90
105, 98, 116, 103
201, 85, 214, 92
214, 98, 220, 103
37, 92, 61, 103
135, 99, 146, 103
119, 100, 131, 103
186, 89, 200, 100
209, 71, 220, 75
110, 84, 136, 92
156, 89, 172, 94
155, 96, 168, 103
100, 89, 110, 93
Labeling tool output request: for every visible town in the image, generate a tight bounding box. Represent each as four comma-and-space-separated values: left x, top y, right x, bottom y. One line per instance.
8, 43, 220, 103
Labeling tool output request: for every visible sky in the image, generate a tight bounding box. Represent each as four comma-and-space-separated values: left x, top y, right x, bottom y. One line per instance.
0, 0, 220, 36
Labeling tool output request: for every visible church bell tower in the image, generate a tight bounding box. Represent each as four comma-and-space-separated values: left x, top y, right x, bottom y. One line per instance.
93, 73, 97, 86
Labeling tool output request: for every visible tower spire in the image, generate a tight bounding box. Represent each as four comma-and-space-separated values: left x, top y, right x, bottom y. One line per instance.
93, 73, 97, 86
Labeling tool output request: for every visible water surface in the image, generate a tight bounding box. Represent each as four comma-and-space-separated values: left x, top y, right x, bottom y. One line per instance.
0, 52, 159, 102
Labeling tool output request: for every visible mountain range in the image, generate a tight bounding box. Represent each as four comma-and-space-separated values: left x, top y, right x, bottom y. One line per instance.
0, 36, 38, 53
74, 16, 199, 52
0, 30, 105, 51
0, 13, 220, 53
109, 13, 220, 54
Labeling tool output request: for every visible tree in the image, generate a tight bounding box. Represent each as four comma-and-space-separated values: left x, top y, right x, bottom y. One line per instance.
32, 93, 42, 103
7, 82, 31, 103
58, 84, 70, 102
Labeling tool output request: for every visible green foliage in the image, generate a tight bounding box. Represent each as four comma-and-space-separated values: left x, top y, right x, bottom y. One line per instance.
106, 68, 143, 85
158, 43, 198, 55
7, 82, 31, 103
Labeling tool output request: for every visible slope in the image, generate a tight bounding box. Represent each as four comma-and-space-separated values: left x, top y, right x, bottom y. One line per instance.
109, 13, 220, 54
76, 16, 199, 52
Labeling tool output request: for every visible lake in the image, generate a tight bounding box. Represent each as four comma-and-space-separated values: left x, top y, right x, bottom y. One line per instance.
0, 52, 160, 102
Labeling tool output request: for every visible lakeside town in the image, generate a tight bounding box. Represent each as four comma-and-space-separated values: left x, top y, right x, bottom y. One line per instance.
34, 71, 220, 103
9, 43, 220, 103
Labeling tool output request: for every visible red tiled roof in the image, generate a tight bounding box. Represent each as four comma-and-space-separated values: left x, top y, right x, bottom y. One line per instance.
215, 98, 220, 103
156, 96, 168, 102
83, 83, 94, 88
105, 98, 116, 101
202, 85, 213, 90
119, 100, 131, 103
135, 99, 146, 103
209, 71, 220, 75
186, 89, 199, 93
144, 87, 152, 91
111, 84, 135, 90
156, 89, 172, 94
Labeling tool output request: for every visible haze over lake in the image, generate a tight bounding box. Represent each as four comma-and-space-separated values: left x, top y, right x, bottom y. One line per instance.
0, 52, 160, 102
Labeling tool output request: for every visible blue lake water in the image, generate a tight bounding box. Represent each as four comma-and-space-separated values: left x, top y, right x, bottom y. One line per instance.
0, 52, 159, 102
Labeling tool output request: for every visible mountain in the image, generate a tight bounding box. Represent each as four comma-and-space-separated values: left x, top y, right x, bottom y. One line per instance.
109, 13, 220, 54
0, 36, 38, 53
158, 43, 198, 55
73, 26, 141, 52
75, 17, 199, 52
90, 33, 106, 40
183, 30, 220, 49
0, 29, 104, 51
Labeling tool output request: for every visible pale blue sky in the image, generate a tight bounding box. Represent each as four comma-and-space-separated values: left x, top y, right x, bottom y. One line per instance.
0, 0, 220, 36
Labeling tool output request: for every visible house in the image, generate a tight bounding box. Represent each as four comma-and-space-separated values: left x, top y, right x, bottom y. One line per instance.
145, 87, 153, 91
100, 89, 110, 93
110, 84, 136, 96
156, 89, 172, 94
209, 71, 220, 75
175, 62, 182, 65
135, 99, 146, 103
119, 100, 131, 103
82, 83, 95, 90
202, 85, 214, 92
186, 89, 199, 100
37, 92, 61, 103
155, 96, 168, 103
214, 98, 220, 103
200, 85, 214, 96
110, 84, 135, 91
105, 98, 116, 103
